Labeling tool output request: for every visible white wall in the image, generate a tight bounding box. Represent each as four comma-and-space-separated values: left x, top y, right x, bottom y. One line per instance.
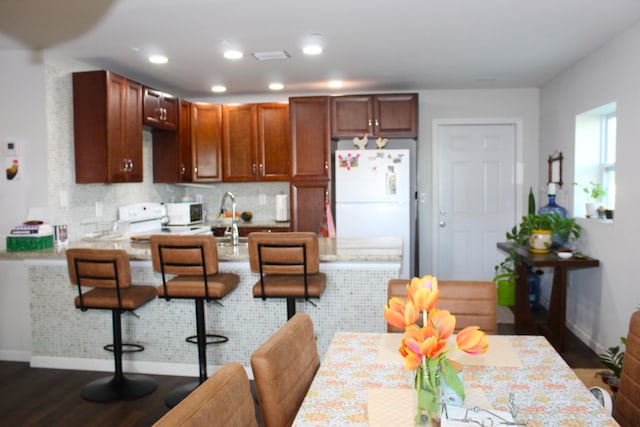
0, 50, 49, 250
540, 22, 640, 351
415, 89, 540, 275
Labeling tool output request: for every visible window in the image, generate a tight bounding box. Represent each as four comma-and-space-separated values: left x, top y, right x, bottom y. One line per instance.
574, 102, 616, 218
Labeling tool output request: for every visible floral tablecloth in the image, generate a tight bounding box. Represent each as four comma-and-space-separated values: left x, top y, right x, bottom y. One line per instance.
293, 333, 619, 427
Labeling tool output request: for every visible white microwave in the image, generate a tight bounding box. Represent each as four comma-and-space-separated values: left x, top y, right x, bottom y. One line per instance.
165, 202, 204, 225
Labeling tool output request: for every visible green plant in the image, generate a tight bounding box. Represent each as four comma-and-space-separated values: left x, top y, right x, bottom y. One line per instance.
493, 213, 582, 281
600, 336, 627, 379
574, 181, 607, 201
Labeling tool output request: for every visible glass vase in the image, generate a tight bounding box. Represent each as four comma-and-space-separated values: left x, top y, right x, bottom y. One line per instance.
415, 363, 442, 426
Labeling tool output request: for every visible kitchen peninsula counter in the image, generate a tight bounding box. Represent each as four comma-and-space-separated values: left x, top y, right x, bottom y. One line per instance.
0, 236, 402, 263
1, 237, 402, 376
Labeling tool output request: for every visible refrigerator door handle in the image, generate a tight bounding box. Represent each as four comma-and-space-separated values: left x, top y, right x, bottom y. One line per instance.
439, 220, 447, 228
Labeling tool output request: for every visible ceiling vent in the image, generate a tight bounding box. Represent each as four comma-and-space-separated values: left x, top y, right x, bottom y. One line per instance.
252, 51, 290, 61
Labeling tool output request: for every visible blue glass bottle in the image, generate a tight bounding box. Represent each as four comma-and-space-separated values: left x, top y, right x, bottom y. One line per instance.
538, 183, 567, 217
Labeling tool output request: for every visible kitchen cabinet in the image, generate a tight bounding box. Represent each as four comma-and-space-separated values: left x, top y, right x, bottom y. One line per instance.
222, 103, 289, 182
152, 99, 192, 183
289, 96, 331, 181
289, 180, 330, 233
191, 102, 223, 182
143, 87, 178, 130
330, 93, 418, 138
289, 96, 331, 232
72, 70, 143, 183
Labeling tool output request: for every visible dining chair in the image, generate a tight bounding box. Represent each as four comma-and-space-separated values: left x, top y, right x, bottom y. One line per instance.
250, 312, 320, 427
613, 310, 640, 426
66, 248, 158, 402
150, 234, 240, 408
387, 279, 497, 334
248, 232, 326, 321
152, 362, 258, 427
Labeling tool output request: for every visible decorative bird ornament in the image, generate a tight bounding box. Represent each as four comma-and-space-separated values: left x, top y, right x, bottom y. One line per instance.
353, 133, 368, 150
376, 137, 388, 149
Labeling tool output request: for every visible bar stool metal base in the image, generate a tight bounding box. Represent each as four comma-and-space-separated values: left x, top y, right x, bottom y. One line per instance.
164, 381, 200, 408
81, 374, 157, 403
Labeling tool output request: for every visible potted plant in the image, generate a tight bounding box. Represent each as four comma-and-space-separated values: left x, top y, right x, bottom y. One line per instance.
598, 336, 626, 392
574, 181, 607, 218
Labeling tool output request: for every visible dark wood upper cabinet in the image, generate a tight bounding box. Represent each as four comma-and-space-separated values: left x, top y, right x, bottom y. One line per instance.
152, 99, 192, 183
222, 103, 289, 182
143, 87, 178, 131
72, 70, 143, 183
330, 93, 418, 138
289, 96, 331, 181
191, 103, 223, 182
222, 104, 258, 181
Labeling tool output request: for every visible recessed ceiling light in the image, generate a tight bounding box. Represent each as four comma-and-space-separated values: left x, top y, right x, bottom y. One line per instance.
328, 80, 343, 89
224, 50, 243, 60
303, 45, 323, 55
148, 55, 168, 64
269, 82, 284, 90
211, 85, 227, 93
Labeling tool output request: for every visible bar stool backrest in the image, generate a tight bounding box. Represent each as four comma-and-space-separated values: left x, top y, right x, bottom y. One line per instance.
248, 232, 319, 275
150, 234, 219, 276
67, 248, 132, 290
614, 310, 640, 426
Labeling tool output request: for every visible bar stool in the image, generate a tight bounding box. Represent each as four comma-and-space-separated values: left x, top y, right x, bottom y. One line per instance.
150, 234, 239, 408
248, 232, 326, 321
66, 248, 158, 402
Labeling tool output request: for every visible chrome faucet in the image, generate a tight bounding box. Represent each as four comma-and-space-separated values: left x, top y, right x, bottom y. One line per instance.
219, 191, 239, 245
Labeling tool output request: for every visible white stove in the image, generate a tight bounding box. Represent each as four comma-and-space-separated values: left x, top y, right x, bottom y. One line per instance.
118, 202, 211, 236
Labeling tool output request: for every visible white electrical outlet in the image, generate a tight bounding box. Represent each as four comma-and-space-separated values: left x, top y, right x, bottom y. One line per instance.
259, 194, 267, 205
60, 190, 68, 207
95, 201, 103, 217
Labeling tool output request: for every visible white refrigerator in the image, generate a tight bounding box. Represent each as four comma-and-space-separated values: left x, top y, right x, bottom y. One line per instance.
335, 149, 412, 277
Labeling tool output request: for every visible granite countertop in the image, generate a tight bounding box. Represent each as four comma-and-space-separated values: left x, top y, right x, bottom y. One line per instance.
0, 236, 402, 264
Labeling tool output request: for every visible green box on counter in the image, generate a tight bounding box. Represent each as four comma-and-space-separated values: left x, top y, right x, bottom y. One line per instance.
6, 234, 54, 252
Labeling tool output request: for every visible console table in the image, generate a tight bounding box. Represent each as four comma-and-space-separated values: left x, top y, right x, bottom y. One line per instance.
497, 242, 600, 351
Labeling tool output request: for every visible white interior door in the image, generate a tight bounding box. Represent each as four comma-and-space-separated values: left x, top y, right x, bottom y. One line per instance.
435, 124, 516, 280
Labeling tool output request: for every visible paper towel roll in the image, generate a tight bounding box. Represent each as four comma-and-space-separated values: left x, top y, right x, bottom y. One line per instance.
276, 194, 289, 221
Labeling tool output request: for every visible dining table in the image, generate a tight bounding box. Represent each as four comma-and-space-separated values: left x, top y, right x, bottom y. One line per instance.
293, 332, 618, 426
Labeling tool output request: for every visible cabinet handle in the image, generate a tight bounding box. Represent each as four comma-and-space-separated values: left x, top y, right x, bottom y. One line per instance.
180, 164, 186, 174
324, 161, 328, 171
375, 119, 379, 127
162, 108, 167, 120
259, 163, 263, 172
252, 163, 256, 173
368, 119, 372, 126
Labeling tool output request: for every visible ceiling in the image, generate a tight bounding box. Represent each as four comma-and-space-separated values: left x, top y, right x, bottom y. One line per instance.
1, 0, 640, 100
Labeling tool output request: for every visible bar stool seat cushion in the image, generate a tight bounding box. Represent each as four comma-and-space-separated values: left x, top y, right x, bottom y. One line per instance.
157, 273, 239, 299
75, 286, 156, 310
251, 273, 326, 298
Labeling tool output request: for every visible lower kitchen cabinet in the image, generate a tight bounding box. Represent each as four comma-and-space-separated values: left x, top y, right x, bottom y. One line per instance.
289, 180, 330, 233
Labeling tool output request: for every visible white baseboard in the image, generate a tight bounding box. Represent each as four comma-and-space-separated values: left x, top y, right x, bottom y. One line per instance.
27, 356, 255, 379
0, 349, 31, 362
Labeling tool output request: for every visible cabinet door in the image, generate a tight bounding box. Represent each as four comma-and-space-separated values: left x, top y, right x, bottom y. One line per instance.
290, 180, 330, 233
122, 78, 143, 181
290, 96, 331, 181
143, 87, 178, 131
106, 72, 143, 182
373, 93, 418, 138
330, 95, 373, 138
258, 103, 289, 181
222, 104, 258, 181
152, 99, 191, 183
178, 99, 193, 182
191, 103, 222, 182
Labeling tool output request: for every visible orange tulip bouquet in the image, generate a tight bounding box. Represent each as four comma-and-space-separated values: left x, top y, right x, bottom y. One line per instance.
384, 276, 489, 425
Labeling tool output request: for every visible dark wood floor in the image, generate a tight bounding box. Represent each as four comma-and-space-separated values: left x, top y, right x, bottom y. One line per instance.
1, 324, 603, 427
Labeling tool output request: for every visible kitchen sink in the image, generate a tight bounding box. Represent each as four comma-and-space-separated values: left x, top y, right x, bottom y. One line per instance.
215, 236, 249, 247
